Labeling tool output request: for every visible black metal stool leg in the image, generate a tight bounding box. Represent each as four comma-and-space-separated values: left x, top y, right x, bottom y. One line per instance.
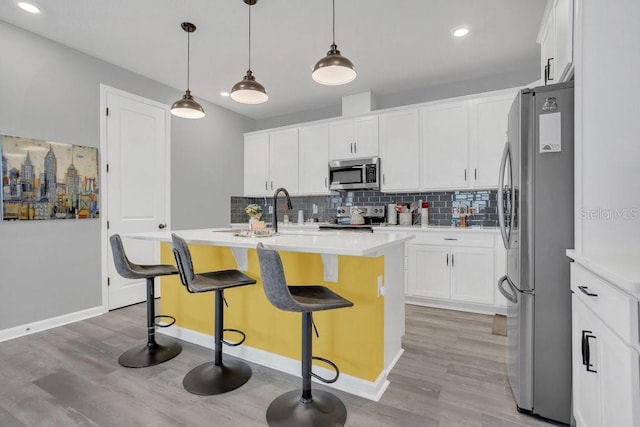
266, 312, 347, 427
182, 290, 252, 395
118, 277, 182, 368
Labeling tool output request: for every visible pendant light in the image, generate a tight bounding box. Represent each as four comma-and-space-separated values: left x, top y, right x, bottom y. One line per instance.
171, 22, 205, 119
312, 0, 356, 85
230, 0, 268, 104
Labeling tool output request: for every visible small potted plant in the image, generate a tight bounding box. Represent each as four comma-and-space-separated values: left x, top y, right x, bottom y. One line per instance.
245, 204, 264, 232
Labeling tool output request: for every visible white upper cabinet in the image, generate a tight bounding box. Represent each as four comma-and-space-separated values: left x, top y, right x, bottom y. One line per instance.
329, 115, 379, 160
421, 101, 469, 190
244, 132, 270, 196
243, 128, 299, 197
269, 128, 299, 194
538, 0, 574, 84
299, 123, 330, 195
379, 109, 420, 192
469, 94, 514, 188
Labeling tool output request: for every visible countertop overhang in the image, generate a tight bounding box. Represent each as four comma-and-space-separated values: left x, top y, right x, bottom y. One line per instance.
122, 228, 414, 258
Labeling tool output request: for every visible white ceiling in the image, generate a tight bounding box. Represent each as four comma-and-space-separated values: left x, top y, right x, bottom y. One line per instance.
0, 0, 547, 120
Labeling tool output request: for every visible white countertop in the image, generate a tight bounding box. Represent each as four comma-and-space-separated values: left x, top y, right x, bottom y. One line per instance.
567, 249, 640, 295
122, 228, 414, 257
232, 222, 500, 234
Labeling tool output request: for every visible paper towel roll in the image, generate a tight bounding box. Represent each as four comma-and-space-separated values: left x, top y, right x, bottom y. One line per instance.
387, 204, 397, 225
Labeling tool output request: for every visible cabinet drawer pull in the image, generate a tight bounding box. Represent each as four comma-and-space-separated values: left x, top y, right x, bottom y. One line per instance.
578, 286, 598, 297
444, 238, 458, 241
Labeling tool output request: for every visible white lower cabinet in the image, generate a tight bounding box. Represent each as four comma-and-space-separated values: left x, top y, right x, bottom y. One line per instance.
571, 263, 640, 427
406, 232, 497, 311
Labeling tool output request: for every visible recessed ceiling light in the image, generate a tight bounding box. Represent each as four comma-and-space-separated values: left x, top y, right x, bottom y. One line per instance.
452, 26, 469, 38
220, 91, 230, 97
17, 1, 41, 14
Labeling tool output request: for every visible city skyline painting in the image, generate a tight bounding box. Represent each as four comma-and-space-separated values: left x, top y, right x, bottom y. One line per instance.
1, 134, 99, 221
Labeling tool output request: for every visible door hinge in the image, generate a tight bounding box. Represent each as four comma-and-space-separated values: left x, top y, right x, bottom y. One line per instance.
106, 107, 109, 116
107, 220, 110, 229
107, 277, 110, 286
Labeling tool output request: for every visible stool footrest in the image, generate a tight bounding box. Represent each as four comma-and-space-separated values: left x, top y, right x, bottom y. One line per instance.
222, 328, 246, 347
311, 356, 340, 383
154, 315, 176, 328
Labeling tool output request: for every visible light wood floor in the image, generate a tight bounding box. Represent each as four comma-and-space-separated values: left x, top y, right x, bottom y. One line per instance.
0, 303, 556, 426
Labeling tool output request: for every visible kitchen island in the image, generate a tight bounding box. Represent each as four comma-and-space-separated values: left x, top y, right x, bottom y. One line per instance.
121, 228, 414, 400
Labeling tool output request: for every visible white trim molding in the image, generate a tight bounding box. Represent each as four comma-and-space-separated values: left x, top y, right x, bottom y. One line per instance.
0, 306, 103, 343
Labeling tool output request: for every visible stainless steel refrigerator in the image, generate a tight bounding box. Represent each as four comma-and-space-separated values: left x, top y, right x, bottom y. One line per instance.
497, 81, 574, 424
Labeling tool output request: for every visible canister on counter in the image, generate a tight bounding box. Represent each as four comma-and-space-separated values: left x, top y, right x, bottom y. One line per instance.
387, 203, 397, 225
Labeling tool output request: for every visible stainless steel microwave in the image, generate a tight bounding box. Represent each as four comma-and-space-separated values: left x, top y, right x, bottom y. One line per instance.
328, 157, 380, 191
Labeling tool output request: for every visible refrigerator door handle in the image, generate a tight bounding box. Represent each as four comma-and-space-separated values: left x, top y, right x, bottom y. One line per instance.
497, 142, 512, 249
498, 275, 518, 303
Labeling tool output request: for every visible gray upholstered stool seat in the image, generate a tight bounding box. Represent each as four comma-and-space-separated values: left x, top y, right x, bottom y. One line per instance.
171, 233, 256, 396
257, 243, 354, 427
109, 234, 182, 368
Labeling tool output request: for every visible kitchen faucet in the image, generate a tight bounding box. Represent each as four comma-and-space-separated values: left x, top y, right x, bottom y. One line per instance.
272, 187, 293, 234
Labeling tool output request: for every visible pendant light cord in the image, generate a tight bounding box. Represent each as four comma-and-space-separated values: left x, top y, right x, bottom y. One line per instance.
248, 4, 252, 71
332, 0, 336, 44
186, 30, 191, 91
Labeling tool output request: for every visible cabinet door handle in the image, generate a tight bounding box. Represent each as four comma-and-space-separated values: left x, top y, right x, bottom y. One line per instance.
474, 168, 477, 180
265, 181, 268, 191
382, 173, 386, 185
545, 57, 554, 84
451, 253, 454, 267
354, 142, 357, 153
446, 253, 449, 266
464, 169, 467, 181
582, 330, 597, 373
350, 142, 353, 154
271, 181, 274, 190
578, 286, 598, 297
324, 177, 328, 188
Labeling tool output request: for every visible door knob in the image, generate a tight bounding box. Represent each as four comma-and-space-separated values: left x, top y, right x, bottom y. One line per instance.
158, 224, 166, 229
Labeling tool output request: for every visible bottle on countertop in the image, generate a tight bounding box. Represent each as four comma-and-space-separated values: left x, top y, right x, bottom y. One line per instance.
421, 200, 429, 227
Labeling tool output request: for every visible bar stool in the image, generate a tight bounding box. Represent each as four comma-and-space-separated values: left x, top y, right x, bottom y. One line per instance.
109, 234, 182, 368
256, 243, 354, 427
171, 233, 257, 395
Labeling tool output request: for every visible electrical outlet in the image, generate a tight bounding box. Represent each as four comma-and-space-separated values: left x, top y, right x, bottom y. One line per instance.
377, 275, 385, 296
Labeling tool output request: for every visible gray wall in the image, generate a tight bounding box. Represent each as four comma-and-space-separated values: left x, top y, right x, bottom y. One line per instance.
255, 68, 539, 130
0, 21, 254, 330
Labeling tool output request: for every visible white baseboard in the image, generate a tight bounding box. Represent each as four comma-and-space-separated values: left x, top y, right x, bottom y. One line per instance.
0, 306, 104, 343
160, 326, 394, 401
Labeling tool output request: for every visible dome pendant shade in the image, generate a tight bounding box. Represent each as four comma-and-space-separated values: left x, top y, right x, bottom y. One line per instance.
171, 90, 205, 119
312, 43, 356, 85
230, 69, 268, 104
170, 22, 205, 119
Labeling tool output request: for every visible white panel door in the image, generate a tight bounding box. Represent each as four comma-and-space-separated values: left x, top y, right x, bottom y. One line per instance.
408, 244, 450, 299
379, 109, 420, 192
471, 95, 512, 188
299, 123, 330, 195
104, 87, 170, 310
421, 102, 469, 189
269, 128, 299, 194
244, 133, 270, 196
450, 247, 494, 304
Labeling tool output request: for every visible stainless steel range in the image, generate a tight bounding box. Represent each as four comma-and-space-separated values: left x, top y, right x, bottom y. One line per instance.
319, 206, 385, 232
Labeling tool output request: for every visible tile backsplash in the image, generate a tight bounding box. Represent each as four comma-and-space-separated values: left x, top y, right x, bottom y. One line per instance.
231, 190, 498, 227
